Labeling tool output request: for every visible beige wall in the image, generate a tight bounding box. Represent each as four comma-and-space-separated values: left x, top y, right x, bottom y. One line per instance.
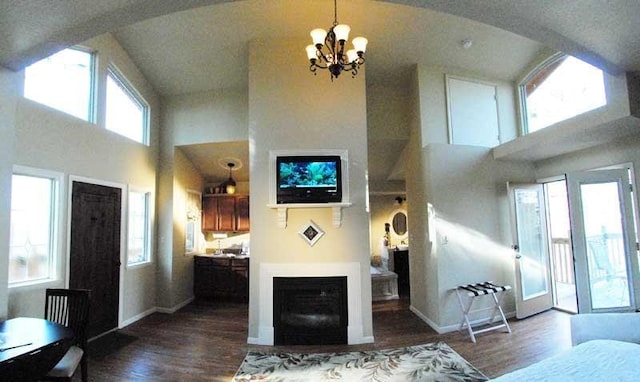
366, 79, 411, 193
247, 38, 372, 342
157, 88, 248, 309
6, 33, 160, 323
170, 148, 204, 306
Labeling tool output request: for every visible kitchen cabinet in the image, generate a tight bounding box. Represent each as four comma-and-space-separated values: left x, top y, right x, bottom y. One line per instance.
194, 255, 249, 302
202, 195, 250, 232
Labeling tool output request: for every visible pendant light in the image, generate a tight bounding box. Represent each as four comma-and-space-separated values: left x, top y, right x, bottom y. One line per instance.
225, 162, 236, 194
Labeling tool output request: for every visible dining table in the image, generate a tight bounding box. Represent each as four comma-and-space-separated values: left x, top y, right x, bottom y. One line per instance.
0, 317, 74, 382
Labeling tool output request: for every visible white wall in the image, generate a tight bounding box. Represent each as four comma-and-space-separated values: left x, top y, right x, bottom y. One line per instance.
247, 38, 373, 343
408, 64, 535, 331
425, 144, 535, 330
0, 68, 19, 319
7, 33, 160, 324
418, 66, 518, 147
408, 63, 640, 332
535, 134, 640, 193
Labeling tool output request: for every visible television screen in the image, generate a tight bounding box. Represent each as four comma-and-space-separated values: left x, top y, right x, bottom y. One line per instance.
276, 155, 342, 203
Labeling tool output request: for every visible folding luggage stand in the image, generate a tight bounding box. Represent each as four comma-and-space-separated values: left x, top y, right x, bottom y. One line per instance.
455, 282, 512, 343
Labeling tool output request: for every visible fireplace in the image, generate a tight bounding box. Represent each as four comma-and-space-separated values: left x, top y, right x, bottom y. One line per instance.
273, 276, 348, 345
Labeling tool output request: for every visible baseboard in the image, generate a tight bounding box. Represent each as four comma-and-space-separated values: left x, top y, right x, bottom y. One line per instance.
156, 297, 195, 314
409, 305, 445, 333
409, 305, 516, 334
120, 306, 158, 328
116, 297, 195, 330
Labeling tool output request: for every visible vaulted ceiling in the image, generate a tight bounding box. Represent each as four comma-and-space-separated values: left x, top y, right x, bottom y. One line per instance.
3, 0, 638, 185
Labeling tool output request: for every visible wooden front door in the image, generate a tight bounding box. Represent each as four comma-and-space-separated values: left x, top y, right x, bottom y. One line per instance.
70, 181, 121, 338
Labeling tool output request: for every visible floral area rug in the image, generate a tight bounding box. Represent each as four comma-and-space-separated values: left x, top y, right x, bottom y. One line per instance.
232, 342, 488, 381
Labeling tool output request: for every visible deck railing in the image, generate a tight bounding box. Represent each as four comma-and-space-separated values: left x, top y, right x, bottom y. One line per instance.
551, 238, 574, 284
550, 233, 626, 285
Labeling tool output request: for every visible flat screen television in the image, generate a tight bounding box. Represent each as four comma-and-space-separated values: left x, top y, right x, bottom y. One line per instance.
276, 155, 342, 204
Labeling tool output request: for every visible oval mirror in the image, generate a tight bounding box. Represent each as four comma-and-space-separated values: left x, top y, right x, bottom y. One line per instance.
391, 211, 407, 236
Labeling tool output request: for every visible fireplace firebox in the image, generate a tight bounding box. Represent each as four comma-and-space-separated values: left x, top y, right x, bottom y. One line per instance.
273, 276, 348, 345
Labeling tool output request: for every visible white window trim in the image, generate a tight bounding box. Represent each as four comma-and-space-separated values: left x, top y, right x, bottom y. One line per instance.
106, 64, 150, 145
9, 165, 65, 289
126, 185, 154, 269
185, 189, 202, 255
23, 46, 97, 124
517, 52, 566, 136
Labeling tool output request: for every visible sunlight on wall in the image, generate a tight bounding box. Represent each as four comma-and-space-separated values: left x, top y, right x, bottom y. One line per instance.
429, 205, 513, 265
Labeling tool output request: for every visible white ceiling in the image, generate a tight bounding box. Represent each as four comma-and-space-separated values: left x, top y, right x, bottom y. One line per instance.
110, 0, 546, 95
2, 0, 638, 185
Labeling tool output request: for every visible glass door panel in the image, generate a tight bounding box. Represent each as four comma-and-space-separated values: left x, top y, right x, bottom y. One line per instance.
580, 182, 631, 309
508, 183, 553, 318
516, 188, 549, 299
567, 169, 638, 313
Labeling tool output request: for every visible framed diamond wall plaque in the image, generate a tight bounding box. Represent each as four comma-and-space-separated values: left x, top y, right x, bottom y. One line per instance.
298, 220, 325, 246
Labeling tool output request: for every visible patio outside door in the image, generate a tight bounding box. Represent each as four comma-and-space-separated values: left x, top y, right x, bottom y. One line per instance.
508, 183, 553, 319
566, 169, 639, 313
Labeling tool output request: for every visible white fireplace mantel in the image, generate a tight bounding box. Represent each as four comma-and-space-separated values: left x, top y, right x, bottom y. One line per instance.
266, 202, 352, 228
248, 262, 374, 345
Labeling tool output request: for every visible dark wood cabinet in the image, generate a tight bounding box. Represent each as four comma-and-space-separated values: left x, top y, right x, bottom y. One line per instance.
202, 196, 220, 231
202, 195, 250, 232
235, 196, 250, 232
393, 249, 410, 296
194, 255, 249, 302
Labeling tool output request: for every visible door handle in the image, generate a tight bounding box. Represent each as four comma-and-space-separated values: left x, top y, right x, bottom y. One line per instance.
512, 244, 519, 251
515, 254, 522, 259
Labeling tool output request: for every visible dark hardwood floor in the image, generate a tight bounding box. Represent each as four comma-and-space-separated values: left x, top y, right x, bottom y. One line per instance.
85, 298, 572, 381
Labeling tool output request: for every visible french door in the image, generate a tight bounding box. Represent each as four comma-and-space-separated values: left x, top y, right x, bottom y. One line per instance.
566, 169, 640, 313
508, 183, 553, 318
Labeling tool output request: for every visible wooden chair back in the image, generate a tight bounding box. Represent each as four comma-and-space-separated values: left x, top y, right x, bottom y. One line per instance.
44, 289, 91, 349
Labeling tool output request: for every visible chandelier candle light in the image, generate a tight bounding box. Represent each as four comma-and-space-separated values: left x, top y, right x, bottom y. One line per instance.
305, 0, 368, 80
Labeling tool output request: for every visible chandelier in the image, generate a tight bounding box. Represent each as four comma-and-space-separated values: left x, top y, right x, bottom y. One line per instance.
305, 0, 368, 80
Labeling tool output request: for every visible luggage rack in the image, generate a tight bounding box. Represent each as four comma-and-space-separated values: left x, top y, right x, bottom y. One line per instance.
455, 281, 512, 343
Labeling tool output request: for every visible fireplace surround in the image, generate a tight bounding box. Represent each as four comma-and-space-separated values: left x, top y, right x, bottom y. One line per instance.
250, 262, 372, 345
273, 276, 348, 345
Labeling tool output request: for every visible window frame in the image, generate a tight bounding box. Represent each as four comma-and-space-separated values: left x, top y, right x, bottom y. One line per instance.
518, 52, 565, 136
9, 166, 64, 288
23, 46, 97, 123
126, 186, 154, 268
185, 189, 202, 255
105, 64, 150, 145
517, 52, 607, 135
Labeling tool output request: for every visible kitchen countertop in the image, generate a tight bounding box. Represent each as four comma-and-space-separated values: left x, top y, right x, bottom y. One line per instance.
195, 253, 250, 259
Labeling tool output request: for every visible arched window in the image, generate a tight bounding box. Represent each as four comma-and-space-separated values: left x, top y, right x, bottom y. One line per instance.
519, 54, 607, 134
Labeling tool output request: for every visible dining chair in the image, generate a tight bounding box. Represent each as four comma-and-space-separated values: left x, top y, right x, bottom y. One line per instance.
42, 288, 91, 382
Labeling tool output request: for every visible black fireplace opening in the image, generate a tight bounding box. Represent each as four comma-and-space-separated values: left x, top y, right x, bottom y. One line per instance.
273, 276, 348, 345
